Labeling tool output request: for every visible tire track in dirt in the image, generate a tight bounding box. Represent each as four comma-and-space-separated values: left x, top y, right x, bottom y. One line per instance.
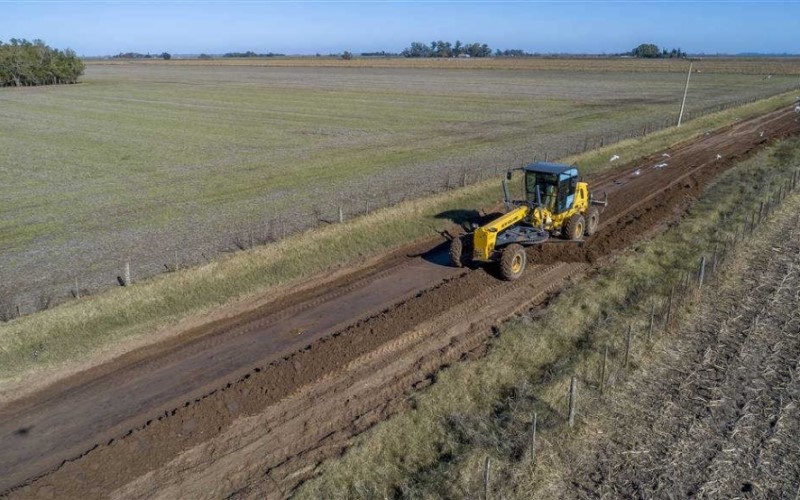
3, 106, 800, 499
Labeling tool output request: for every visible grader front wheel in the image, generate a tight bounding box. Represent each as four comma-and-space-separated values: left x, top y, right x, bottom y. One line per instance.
565, 214, 586, 241
500, 244, 526, 281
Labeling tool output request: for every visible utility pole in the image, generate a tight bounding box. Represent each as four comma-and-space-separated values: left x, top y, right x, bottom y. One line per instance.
677, 61, 693, 127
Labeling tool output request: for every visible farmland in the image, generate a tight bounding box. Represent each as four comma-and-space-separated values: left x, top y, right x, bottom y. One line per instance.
1, 58, 799, 313
5, 102, 798, 499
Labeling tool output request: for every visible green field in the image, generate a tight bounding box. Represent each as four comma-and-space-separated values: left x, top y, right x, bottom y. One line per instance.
0, 59, 798, 312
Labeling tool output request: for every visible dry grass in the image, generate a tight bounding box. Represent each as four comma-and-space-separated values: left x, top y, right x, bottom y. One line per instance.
0, 91, 796, 398
294, 138, 800, 499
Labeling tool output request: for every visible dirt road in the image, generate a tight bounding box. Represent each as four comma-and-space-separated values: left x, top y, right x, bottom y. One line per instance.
567, 195, 800, 499
2, 107, 799, 498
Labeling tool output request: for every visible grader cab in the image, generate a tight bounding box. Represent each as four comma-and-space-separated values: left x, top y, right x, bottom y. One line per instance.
450, 162, 607, 280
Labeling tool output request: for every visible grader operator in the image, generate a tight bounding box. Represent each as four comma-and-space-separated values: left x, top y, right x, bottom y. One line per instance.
449, 162, 607, 280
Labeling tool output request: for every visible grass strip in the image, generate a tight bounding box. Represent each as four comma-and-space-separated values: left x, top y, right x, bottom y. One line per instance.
294, 138, 800, 498
0, 91, 797, 392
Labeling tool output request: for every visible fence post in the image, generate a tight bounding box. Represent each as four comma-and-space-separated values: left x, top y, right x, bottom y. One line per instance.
648, 304, 655, 341
600, 346, 608, 394
530, 412, 538, 465
74, 278, 80, 299
698, 256, 706, 290
338, 206, 344, 224
123, 261, 131, 286
758, 201, 764, 224
568, 376, 577, 427
16, 304, 21, 319
483, 456, 491, 500
624, 325, 633, 369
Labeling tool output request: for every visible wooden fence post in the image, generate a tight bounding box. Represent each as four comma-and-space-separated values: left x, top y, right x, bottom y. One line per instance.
624, 325, 633, 369
664, 285, 675, 332
16, 304, 21, 318
712, 244, 719, 273
698, 256, 706, 290
568, 376, 577, 427
600, 346, 608, 394
74, 278, 80, 299
648, 304, 655, 341
483, 456, 491, 500
338, 206, 344, 224
530, 412, 538, 465
124, 261, 131, 286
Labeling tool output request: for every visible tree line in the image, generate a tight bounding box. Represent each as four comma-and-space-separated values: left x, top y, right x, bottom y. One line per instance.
0, 39, 84, 87
222, 51, 285, 58
113, 52, 172, 60
401, 40, 492, 58
629, 43, 686, 58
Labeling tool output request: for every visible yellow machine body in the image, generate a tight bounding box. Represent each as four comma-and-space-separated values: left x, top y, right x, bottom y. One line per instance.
471, 164, 594, 263
473, 205, 529, 261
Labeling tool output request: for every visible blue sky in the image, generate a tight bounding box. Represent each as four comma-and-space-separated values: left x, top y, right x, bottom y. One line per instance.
0, 1, 798, 56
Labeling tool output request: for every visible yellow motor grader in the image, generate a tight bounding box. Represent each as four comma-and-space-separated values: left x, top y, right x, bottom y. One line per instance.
449, 162, 607, 280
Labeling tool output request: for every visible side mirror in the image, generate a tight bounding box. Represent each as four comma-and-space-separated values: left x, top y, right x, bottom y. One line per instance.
506, 170, 513, 180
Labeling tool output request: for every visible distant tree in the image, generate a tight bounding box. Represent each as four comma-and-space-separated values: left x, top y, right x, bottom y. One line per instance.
401, 42, 433, 57
198, 53, 212, 60
631, 43, 661, 58
453, 40, 463, 57
341, 51, 353, 60
160, 52, 171, 60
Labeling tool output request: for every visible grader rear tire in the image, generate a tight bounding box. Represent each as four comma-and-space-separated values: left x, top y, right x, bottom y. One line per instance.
585, 207, 600, 236
499, 244, 526, 281
565, 214, 586, 241
449, 236, 465, 268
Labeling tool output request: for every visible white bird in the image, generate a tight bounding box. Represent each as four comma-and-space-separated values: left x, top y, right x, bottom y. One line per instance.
654, 163, 668, 169
662, 153, 671, 158
610, 155, 620, 162
632, 169, 641, 176
760, 131, 765, 137
716, 154, 722, 160
795, 105, 800, 113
